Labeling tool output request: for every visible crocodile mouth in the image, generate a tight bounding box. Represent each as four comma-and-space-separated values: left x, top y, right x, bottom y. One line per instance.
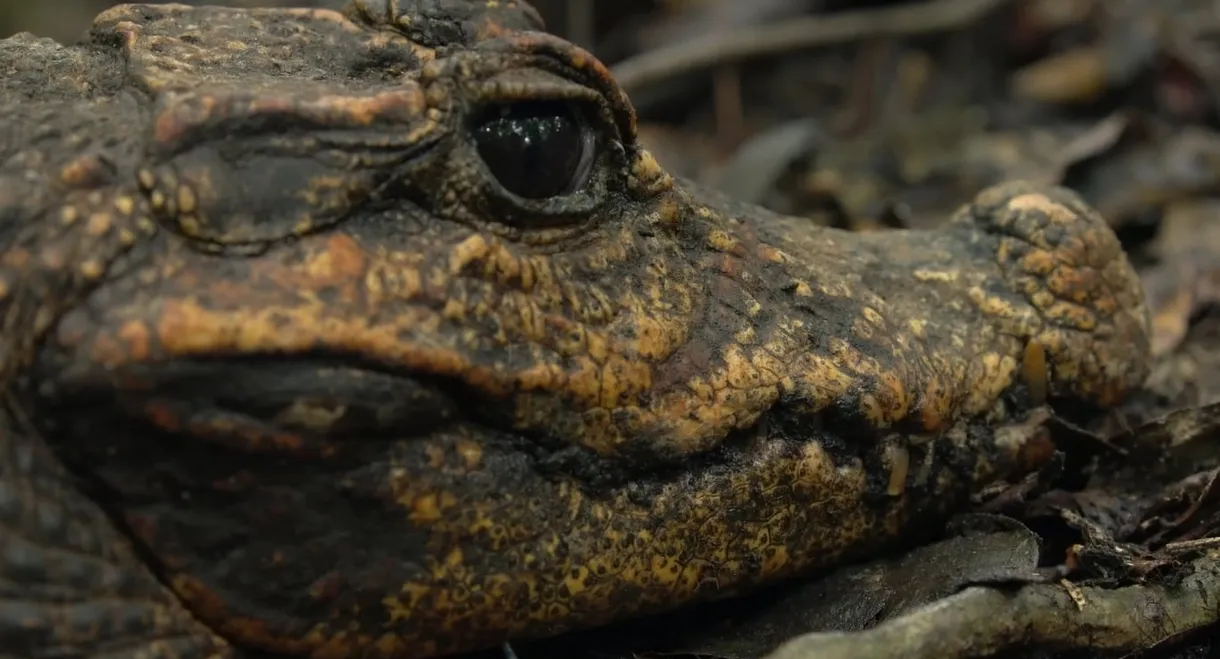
38, 357, 471, 457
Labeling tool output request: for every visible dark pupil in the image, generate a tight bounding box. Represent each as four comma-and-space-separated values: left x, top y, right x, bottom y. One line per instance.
473, 102, 587, 199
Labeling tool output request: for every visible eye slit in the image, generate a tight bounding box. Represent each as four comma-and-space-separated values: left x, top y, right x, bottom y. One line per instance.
471, 100, 596, 200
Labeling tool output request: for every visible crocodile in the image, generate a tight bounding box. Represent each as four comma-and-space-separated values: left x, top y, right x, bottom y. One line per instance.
0, 1, 1150, 657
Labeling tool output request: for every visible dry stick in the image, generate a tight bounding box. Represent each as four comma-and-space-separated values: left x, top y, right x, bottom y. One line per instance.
764, 550, 1220, 659
712, 66, 745, 153
611, 0, 1012, 94
565, 0, 596, 52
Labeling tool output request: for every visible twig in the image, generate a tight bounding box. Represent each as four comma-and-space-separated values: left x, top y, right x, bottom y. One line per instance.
764, 550, 1220, 659
611, 0, 1012, 94
712, 65, 745, 154
565, 0, 595, 51
1164, 536, 1220, 554
833, 38, 893, 138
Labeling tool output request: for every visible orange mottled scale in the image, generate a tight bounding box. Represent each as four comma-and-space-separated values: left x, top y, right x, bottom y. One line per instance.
0, 1, 1149, 658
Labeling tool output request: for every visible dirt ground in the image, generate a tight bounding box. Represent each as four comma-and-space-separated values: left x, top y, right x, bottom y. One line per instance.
7, 1, 1220, 658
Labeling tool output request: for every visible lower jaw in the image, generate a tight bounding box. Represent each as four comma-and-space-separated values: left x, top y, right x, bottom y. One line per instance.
30, 353, 1043, 657
61, 411, 991, 659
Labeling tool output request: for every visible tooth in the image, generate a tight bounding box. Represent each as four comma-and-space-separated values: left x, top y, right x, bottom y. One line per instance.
1023, 339, 1049, 405
274, 399, 348, 431
885, 440, 911, 497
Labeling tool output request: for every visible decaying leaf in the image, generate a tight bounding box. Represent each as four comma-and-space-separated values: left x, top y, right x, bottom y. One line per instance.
666, 516, 1043, 659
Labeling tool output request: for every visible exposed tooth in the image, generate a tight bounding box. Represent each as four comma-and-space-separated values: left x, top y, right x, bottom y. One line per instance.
274, 399, 348, 431
1023, 339, 1049, 405
885, 439, 911, 497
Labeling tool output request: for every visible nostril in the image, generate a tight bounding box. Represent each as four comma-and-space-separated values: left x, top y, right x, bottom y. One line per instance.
960, 180, 1151, 408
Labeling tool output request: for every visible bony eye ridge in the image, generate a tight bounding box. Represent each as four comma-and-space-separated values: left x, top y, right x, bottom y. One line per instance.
471, 100, 596, 200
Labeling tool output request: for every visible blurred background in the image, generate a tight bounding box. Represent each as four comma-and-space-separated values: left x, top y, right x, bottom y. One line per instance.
2, 0, 607, 46
0, 0, 957, 64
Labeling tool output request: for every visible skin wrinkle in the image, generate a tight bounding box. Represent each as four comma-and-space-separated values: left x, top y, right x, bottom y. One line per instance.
0, 2, 1151, 658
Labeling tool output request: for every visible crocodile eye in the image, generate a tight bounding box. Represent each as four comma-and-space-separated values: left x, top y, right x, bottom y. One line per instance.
472, 101, 595, 200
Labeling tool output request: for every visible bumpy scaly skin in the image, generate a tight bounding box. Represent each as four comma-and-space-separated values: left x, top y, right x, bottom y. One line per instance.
0, 1, 1150, 658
